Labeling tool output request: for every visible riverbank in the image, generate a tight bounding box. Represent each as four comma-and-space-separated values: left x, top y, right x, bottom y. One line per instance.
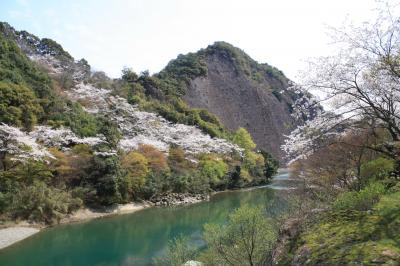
0, 201, 153, 251
0, 193, 210, 250
0, 227, 40, 250
0, 182, 280, 251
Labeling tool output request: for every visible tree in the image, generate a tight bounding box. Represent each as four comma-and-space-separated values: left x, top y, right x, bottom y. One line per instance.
0, 82, 42, 131
283, 3, 400, 172
121, 151, 149, 195
168, 145, 193, 174
137, 144, 169, 173
98, 117, 121, 148
153, 236, 198, 266
199, 154, 228, 187
260, 150, 279, 180
121, 67, 138, 82
201, 205, 277, 266
89, 155, 124, 204
232, 128, 256, 151
0, 124, 53, 171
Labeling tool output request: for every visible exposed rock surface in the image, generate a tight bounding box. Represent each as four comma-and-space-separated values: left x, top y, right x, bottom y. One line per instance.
182, 43, 302, 161
151, 193, 209, 206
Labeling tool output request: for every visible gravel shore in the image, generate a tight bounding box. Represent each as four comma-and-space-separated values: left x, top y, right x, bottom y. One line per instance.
0, 227, 40, 250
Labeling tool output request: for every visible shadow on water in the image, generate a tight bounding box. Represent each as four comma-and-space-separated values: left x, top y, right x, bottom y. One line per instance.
0, 169, 295, 266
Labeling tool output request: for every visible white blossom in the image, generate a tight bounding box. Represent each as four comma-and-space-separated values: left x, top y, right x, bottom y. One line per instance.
67, 83, 243, 156
0, 124, 54, 162
30, 126, 105, 148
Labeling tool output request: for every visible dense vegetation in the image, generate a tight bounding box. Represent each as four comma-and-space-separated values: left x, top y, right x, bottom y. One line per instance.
0, 28, 279, 225
0, 32, 106, 137
155, 5, 400, 265
273, 6, 400, 265
103, 41, 291, 140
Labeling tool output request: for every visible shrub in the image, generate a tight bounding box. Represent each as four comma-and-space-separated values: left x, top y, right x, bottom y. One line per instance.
200, 205, 277, 265
360, 157, 395, 181
121, 151, 149, 194
199, 154, 228, 188
233, 127, 256, 151
10, 181, 82, 224
333, 182, 386, 211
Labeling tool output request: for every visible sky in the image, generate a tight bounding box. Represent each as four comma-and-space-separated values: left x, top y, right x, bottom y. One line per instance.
0, 0, 383, 80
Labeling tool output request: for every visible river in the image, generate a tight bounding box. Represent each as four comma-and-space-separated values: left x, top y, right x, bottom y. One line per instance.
0, 169, 295, 266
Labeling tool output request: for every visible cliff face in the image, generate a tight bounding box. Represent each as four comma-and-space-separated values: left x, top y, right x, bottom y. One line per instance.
180, 42, 298, 161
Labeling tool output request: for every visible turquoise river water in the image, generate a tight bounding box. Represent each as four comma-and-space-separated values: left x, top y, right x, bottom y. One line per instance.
0, 169, 295, 266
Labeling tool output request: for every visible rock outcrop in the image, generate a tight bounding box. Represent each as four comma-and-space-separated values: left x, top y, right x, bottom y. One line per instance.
175, 42, 304, 161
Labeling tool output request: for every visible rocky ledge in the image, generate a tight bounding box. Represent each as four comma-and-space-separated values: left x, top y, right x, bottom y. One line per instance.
151, 193, 210, 206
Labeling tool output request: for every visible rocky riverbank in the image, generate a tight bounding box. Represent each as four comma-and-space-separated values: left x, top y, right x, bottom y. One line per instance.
151, 193, 210, 206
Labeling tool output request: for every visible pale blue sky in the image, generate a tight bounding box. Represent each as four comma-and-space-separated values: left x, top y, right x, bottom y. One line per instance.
0, 0, 383, 79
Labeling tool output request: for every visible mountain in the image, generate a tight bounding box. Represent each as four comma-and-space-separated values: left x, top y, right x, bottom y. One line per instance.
1, 20, 308, 161
157, 42, 305, 161
0, 22, 282, 223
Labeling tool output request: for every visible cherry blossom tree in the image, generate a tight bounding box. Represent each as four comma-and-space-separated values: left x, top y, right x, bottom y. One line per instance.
0, 124, 53, 170
283, 2, 400, 171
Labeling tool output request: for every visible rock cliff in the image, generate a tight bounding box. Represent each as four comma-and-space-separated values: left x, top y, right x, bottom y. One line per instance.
173, 42, 301, 160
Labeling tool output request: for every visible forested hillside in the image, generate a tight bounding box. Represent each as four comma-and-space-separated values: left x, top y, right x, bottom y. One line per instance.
0, 22, 279, 224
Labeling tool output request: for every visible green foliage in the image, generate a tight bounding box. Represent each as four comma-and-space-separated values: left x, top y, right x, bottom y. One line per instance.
202, 41, 287, 84
9, 181, 82, 223
0, 82, 42, 130
121, 67, 139, 82
97, 117, 121, 148
361, 157, 395, 181
333, 181, 386, 211
233, 127, 256, 151
157, 53, 207, 97
201, 205, 277, 266
243, 151, 264, 179
88, 155, 125, 205
140, 98, 228, 138
49, 101, 100, 137
0, 34, 55, 129
0, 32, 101, 135
40, 38, 73, 60
260, 150, 279, 180
120, 151, 149, 200
199, 154, 228, 187
154, 236, 198, 266
290, 187, 400, 265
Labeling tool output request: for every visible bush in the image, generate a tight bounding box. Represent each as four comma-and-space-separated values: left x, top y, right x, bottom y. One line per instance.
10, 181, 82, 224
333, 182, 386, 211
233, 127, 256, 150
200, 205, 277, 266
360, 157, 395, 181
199, 154, 228, 188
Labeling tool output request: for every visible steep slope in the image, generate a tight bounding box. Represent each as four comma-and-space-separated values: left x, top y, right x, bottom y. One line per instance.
0, 22, 241, 158
159, 42, 302, 161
